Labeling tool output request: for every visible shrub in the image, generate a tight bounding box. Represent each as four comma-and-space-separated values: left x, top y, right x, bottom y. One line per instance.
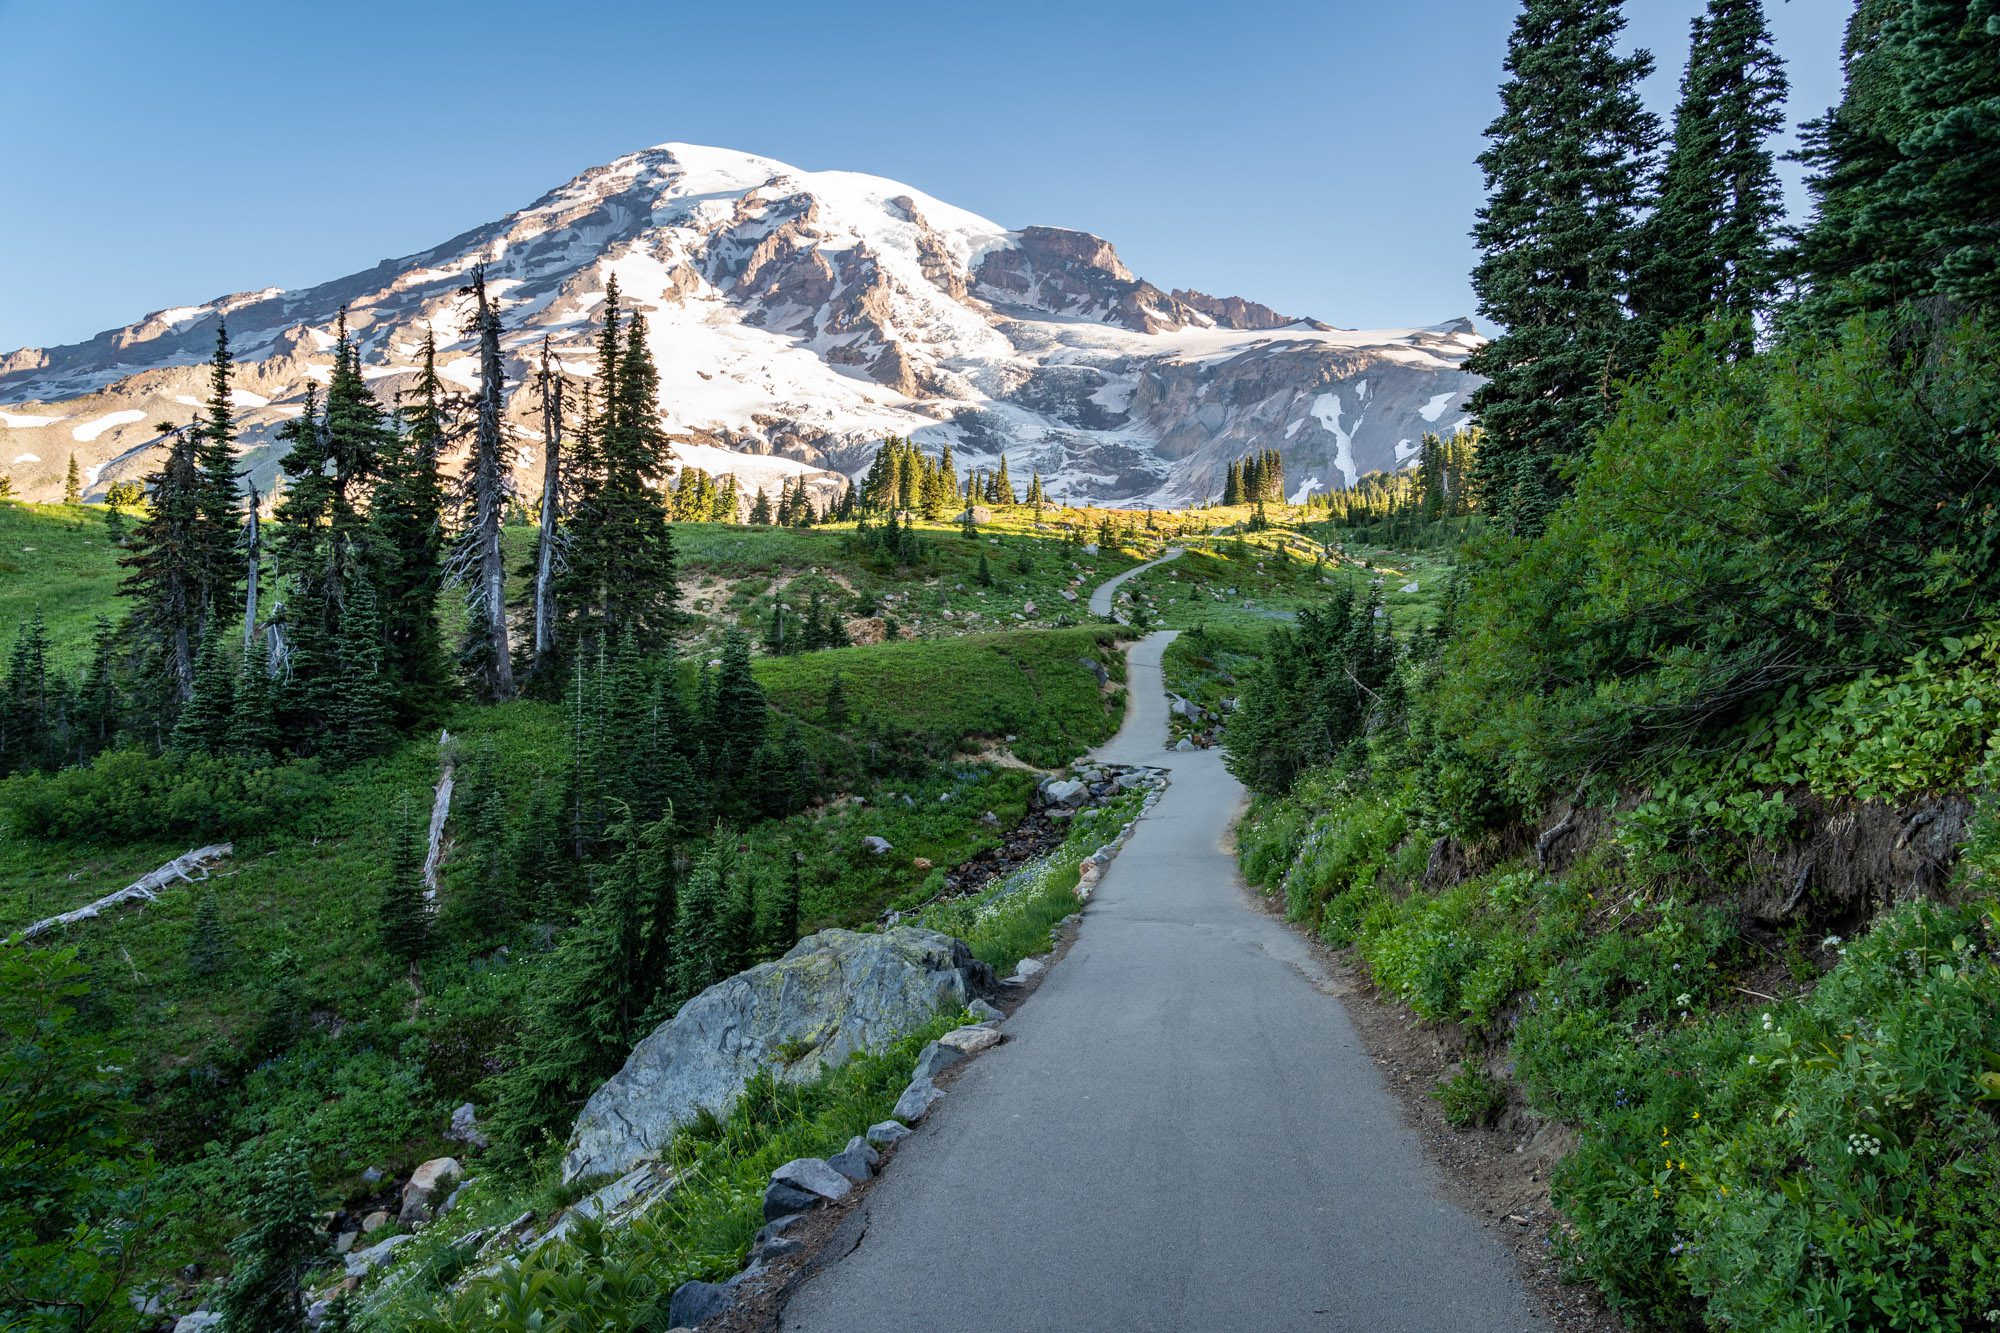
1432, 1065, 1506, 1128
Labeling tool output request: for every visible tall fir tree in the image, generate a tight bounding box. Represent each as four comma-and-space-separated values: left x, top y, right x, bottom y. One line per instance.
173, 632, 236, 754
1465, 0, 1661, 531
63, 454, 81, 505
371, 330, 453, 725
707, 629, 767, 800
379, 795, 430, 968
118, 425, 204, 716
216, 1141, 326, 1333
1794, 0, 2000, 323
191, 320, 244, 645
1633, 0, 1788, 358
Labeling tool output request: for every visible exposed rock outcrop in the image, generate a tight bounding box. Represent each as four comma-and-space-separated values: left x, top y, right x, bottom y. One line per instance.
563, 926, 992, 1182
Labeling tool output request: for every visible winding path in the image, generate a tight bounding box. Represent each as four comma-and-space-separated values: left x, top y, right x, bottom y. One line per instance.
1088, 546, 1183, 617
783, 627, 1544, 1332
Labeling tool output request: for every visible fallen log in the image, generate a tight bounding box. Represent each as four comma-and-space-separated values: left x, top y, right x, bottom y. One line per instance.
10, 843, 233, 943
423, 730, 455, 902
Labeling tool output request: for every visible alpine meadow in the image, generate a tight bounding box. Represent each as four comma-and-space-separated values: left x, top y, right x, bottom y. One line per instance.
2, 3, 1997, 1332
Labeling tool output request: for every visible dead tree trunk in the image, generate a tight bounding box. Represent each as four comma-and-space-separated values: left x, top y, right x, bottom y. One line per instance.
241, 483, 261, 651
422, 729, 455, 901
454, 264, 516, 700
11, 844, 233, 943
531, 337, 564, 677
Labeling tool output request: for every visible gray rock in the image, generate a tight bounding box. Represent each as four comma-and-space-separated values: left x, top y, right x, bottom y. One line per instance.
1044, 779, 1088, 807
447, 1102, 489, 1151
968, 998, 1006, 1023
860, 835, 894, 855
892, 1075, 944, 1123
565, 927, 992, 1181
669, 1279, 735, 1328
752, 1214, 806, 1259
866, 1119, 912, 1147
332, 1230, 358, 1255
939, 1025, 1001, 1055
398, 1156, 462, 1226
174, 1314, 224, 1333
344, 1232, 413, 1279
771, 1156, 854, 1203
359, 1166, 385, 1186
763, 1180, 822, 1221
1014, 957, 1046, 979
913, 1040, 965, 1082
1175, 738, 1195, 752
828, 1136, 880, 1182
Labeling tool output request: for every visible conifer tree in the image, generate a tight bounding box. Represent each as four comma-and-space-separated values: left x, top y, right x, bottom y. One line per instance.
527, 338, 566, 689
77, 614, 121, 756
229, 634, 279, 759
322, 580, 394, 766
63, 454, 81, 505
1222, 460, 1242, 506
749, 487, 772, 525
0, 614, 55, 774
453, 267, 516, 701
119, 426, 204, 712
1634, 0, 1788, 358
490, 810, 675, 1155
672, 823, 750, 999
708, 629, 767, 798
380, 795, 430, 968
0, 474, 13, 499
372, 330, 452, 724
217, 1141, 325, 1333
759, 849, 804, 957
173, 633, 236, 754
1466, 0, 1660, 531
188, 887, 229, 977
192, 320, 243, 642
823, 672, 849, 727
1794, 0, 2000, 322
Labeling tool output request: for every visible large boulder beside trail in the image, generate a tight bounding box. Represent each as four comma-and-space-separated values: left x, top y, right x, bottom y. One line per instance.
564, 927, 992, 1182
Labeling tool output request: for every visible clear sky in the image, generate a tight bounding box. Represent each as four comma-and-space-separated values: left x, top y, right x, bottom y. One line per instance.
0, 1, 1851, 352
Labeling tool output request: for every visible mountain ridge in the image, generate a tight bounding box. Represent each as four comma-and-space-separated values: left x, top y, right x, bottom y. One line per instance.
0, 142, 1481, 506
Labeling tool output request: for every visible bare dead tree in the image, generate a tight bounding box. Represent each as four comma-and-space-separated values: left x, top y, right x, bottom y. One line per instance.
448, 264, 516, 700
241, 482, 261, 651
530, 335, 567, 678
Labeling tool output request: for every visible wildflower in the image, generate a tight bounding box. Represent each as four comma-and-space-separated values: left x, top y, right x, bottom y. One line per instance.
1676, 992, 1692, 1007
1691, 1111, 1701, 1121
1761, 1012, 1775, 1031
1748, 1056, 1759, 1066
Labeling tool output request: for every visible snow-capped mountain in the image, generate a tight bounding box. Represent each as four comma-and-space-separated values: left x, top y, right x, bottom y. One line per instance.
0, 143, 1481, 507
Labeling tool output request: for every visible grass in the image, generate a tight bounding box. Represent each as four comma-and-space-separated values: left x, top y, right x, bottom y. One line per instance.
0, 501, 127, 665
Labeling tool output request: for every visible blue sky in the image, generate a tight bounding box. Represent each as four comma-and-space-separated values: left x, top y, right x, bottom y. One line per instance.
0, 1, 1850, 352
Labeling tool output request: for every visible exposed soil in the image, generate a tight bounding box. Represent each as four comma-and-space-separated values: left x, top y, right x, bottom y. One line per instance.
1239, 881, 1626, 1333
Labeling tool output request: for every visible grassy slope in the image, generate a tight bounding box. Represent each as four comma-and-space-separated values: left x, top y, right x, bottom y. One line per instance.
0, 501, 127, 664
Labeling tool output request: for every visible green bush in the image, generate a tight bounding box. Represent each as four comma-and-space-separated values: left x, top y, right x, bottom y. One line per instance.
1432, 1065, 1505, 1129
1, 748, 331, 843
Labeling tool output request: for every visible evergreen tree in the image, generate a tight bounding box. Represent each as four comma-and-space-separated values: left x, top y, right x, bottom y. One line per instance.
228, 634, 279, 759
559, 282, 681, 656
379, 795, 430, 968
749, 487, 772, 525
454, 266, 516, 701
191, 320, 243, 644
490, 811, 675, 1156
758, 848, 804, 957
976, 551, 994, 587
526, 337, 568, 686
118, 425, 204, 715
63, 454, 81, 505
1794, 0, 2000, 322
672, 823, 751, 999
1634, 0, 1788, 358
217, 1141, 325, 1333
372, 330, 452, 724
173, 632, 236, 754
188, 887, 229, 977
708, 629, 767, 799
0, 473, 13, 499
1221, 460, 1242, 506
322, 579, 394, 766
76, 614, 121, 757
0, 614, 56, 774
1465, 0, 1660, 531
823, 672, 849, 727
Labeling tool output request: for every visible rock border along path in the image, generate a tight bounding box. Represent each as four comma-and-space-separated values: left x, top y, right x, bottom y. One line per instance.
780, 626, 1547, 1332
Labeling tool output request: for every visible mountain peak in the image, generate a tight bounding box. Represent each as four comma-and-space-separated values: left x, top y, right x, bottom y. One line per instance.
0, 144, 1479, 506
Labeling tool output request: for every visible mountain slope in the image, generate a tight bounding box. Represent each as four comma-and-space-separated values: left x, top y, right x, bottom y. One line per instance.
0, 143, 1480, 506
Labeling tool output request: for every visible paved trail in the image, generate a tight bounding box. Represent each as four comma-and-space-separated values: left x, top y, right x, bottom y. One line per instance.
784, 630, 1544, 1333
1088, 546, 1183, 617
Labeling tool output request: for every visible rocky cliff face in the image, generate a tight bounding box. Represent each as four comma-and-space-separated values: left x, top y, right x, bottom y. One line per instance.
0, 143, 1480, 506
